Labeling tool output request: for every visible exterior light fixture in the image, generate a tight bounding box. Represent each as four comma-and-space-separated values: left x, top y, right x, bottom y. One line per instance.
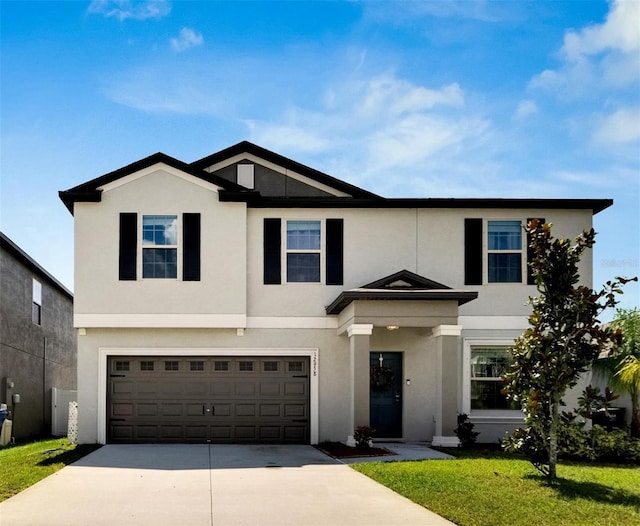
386, 325, 400, 331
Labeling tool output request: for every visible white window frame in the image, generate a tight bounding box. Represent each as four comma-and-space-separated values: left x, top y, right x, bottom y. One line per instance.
484, 219, 525, 284
462, 339, 521, 416
284, 219, 324, 284
140, 214, 180, 280
32, 278, 42, 325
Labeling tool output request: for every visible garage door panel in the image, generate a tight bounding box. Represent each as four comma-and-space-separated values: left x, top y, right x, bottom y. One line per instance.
212, 404, 231, 416
110, 424, 133, 440
284, 382, 306, 396
161, 426, 182, 439
112, 381, 135, 395
160, 383, 183, 396
186, 382, 208, 396
260, 382, 281, 396
235, 426, 257, 440
284, 404, 305, 417
160, 403, 183, 416
259, 426, 282, 440
259, 404, 281, 417
235, 404, 256, 417
211, 426, 232, 440
108, 356, 309, 444
137, 403, 158, 416
112, 403, 134, 417
211, 382, 232, 396
136, 382, 158, 396
284, 426, 307, 441
186, 403, 205, 416
235, 382, 256, 396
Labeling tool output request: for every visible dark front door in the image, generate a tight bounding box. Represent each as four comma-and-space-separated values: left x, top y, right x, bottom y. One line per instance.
369, 352, 402, 438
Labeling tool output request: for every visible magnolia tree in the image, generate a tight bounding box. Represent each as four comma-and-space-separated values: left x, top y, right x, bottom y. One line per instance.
503, 220, 635, 479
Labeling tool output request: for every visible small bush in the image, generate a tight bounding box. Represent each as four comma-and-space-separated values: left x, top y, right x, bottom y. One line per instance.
354, 425, 375, 450
454, 413, 479, 448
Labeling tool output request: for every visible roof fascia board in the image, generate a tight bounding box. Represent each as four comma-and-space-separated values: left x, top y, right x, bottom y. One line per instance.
325, 289, 479, 315
236, 196, 612, 214
0, 232, 73, 300
99, 163, 226, 193
203, 152, 352, 197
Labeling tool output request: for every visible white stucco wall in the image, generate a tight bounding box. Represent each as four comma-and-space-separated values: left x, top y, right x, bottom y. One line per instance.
74, 166, 247, 325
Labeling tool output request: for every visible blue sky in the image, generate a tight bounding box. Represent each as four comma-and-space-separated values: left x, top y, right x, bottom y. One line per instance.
1, 0, 638, 316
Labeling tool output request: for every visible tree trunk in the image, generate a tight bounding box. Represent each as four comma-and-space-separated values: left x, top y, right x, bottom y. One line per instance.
548, 400, 559, 480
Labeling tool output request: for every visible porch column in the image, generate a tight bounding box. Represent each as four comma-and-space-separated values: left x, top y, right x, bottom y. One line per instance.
432, 324, 462, 447
346, 323, 373, 447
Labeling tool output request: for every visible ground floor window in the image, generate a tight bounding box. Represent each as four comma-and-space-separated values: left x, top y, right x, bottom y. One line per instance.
470, 347, 517, 410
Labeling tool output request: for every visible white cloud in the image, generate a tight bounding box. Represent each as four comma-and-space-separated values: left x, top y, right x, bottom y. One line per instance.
530, 0, 640, 95
592, 107, 640, 144
514, 100, 538, 121
87, 0, 171, 21
244, 73, 495, 197
170, 28, 204, 53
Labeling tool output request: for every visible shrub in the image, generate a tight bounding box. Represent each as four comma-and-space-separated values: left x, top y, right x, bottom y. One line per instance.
454, 413, 479, 448
354, 425, 375, 450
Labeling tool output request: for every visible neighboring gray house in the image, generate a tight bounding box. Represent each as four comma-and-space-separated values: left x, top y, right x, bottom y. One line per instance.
59, 141, 611, 446
0, 232, 76, 440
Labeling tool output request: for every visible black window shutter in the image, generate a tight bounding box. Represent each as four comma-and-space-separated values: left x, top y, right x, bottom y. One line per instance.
119, 213, 137, 280
264, 218, 281, 284
326, 219, 344, 285
183, 213, 201, 281
464, 218, 483, 285
526, 217, 544, 285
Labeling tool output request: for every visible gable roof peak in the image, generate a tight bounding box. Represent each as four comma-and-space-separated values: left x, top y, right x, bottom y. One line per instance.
363, 269, 451, 290
191, 141, 381, 200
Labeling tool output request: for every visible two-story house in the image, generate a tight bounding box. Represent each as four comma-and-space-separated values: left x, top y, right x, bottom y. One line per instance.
1, 232, 76, 440
59, 141, 611, 446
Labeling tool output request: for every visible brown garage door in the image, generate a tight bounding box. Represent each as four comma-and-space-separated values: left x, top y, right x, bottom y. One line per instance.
107, 356, 309, 444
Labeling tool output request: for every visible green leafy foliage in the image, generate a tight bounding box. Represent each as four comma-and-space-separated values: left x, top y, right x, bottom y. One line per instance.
503, 220, 636, 479
454, 413, 479, 448
596, 309, 640, 437
353, 425, 375, 450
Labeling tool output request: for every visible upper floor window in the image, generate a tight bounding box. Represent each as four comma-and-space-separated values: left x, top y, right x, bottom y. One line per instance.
286, 220, 321, 282
487, 221, 522, 283
32, 278, 42, 325
470, 347, 517, 410
142, 215, 178, 279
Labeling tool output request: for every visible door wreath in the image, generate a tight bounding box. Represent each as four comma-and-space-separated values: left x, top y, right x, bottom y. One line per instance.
370, 365, 395, 392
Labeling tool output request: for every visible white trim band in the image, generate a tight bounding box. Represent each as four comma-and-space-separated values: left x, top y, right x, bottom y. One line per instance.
346, 324, 374, 337
432, 325, 462, 338
75, 314, 247, 328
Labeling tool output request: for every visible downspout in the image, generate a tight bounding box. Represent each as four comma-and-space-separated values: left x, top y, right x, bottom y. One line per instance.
42, 336, 46, 434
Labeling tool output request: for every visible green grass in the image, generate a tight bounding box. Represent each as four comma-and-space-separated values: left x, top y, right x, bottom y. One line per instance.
352, 451, 640, 526
0, 438, 100, 502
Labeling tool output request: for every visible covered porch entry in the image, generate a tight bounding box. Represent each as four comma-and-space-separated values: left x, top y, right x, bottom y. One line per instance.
326, 270, 477, 446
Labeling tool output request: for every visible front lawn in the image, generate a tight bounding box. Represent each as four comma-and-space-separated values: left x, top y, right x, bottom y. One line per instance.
0, 438, 100, 502
352, 451, 640, 526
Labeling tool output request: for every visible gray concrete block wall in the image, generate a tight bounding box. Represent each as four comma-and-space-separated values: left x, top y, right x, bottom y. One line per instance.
0, 245, 76, 440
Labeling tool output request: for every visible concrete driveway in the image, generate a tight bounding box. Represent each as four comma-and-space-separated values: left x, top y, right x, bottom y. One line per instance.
0, 444, 453, 526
